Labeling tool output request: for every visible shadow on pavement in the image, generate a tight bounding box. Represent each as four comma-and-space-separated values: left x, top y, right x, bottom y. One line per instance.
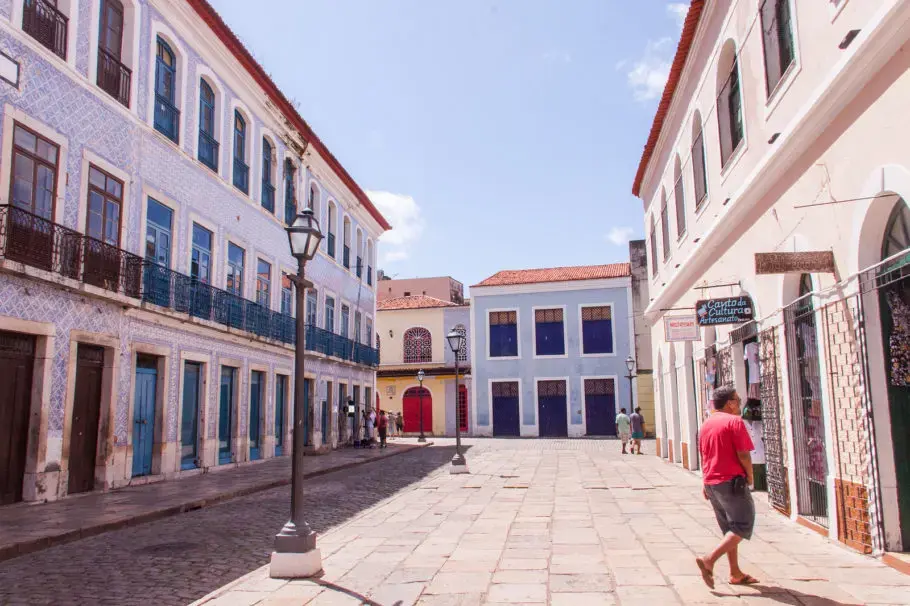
721, 584, 855, 605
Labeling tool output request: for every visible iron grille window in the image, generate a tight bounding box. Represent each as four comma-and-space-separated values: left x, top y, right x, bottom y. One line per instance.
457, 385, 468, 432
761, 0, 795, 96
759, 327, 791, 515
198, 80, 219, 172
584, 378, 615, 396
23, 0, 68, 60
692, 125, 708, 207
403, 327, 432, 364
153, 37, 179, 143
534, 308, 565, 356
538, 380, 566, 397
718, 57, 744, 167
660, 191, 670, 261
581, 306, 613, 354
492, 381, 519, 398
454, 324, 467, 362
489, 311, 518, 357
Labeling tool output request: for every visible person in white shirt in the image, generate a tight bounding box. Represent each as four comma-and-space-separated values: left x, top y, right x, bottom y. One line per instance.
616, 408, 632, 454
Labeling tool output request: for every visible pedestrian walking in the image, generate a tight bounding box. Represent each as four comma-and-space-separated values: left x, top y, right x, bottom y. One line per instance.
616, 408, 632, 454
397, 412, 404, 436
695, 386, 758, 589
378, 411, 389, 448
630, 407, 645, 454
365, 408, 375, 448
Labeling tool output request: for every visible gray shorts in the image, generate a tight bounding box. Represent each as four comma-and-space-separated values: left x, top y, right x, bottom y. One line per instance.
705, 478, 755, 540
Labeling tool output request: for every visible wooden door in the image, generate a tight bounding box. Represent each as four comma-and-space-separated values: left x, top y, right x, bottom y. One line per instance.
492, 381, 520, 437
69, 344, 105, 494
584, 379, 617, 436
402, 387, 432, 434
0, 331, 35, 505
537, 380, 568, 438
131, 356, 157, 477
181, 362, 201, 470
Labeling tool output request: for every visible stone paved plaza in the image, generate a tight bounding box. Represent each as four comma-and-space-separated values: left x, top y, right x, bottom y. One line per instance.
196, 439, 910, 606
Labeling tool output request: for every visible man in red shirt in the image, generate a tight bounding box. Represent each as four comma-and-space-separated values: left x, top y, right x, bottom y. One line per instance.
695, 386, 757, 588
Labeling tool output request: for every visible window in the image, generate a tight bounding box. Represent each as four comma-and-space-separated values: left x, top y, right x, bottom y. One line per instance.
403, 327, 432, 364
324, 296, 335, 332
10, 123, 58, 220
153, 37, 178, 143
534, 308, 565, 356
191, 223, 212, 283
673, 156, 685, 238
233, 111, 248, 193
355, 229, 363, 279
97, 0, 130, 107
226, 243, 244, 295
581, 305, 614, 355
366, 240, 373, 286
354, 311, 361, 344
283, 159, 296, 225
649, 215, 658, 277
365, 318, 373, 348
281, 273, 293, 315
454, 324, 467, 362
145, 198, 172, 266
256, 259, 271, 307
305, 289, 318, 325
326, 202, 336, 257
489, 311, 518, 358
340, 304, 350, 339
23, 0, 69, 59
342, 216, 351, 269
717, 47, 744, 167
883, 200, 910, 259
261, 139, 275, 213
761, 0, 795, 96
198, 80, 218, 171
660, 190, 670, 262
692, 113, 708, 208
86, 165, 123, 246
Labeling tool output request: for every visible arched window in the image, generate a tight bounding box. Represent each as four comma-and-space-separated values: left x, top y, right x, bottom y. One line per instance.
454, 324, 467, 362
355, 228, 363, 279
660, 188, 670, 262
403, 327, 432, 364
717, 41, 744, 167
649, 214, 658, 277
342, 216, 352, 270
233, 110, 248, 193
673, 155, 685, 238
261, 138, 275, 213
761, 0, 795, 96
882, 200, 910, 260
97, 0, 131, 107
366, 240, 374, 285
691, 110, 708, 208
198, 79, 218, 171
283, 158, 296, 225
327, 201, 337, 258
154, 37, 178, 142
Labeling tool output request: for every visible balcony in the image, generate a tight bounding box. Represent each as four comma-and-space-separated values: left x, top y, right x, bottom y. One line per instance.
0, 204, 379, 366
97, 47, 131, 107
327, 232, 335, 258
153, 94, 179, 143
23, 0, 68, 60
198, 131, 219, 172
343, 245, 350, 269
233, 158, 249, 194
262, 181, 275, 214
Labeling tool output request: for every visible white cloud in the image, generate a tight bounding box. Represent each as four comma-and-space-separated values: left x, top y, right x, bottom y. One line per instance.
367, 190, 425, 265
667, 3, 688, 29
606, 226, 635, 246
624, 37, 673, 102
542, 49, 572, 65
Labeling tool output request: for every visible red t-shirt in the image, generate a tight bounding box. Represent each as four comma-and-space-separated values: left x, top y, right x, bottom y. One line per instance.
699, 412, 754, 485
378, 415, 388, 430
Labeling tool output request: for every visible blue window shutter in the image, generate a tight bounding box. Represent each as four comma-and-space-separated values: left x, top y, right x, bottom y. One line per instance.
535, 321, 564, 356
582, 319, 613, 354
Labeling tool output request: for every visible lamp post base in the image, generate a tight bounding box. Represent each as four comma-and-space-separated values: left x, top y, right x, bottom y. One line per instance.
418, 435, 427, 443
450, 454, 469, 474
269, 548, 323, 578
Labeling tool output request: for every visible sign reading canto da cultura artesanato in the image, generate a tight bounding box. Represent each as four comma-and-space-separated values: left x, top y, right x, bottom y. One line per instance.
695, 296, 754, 326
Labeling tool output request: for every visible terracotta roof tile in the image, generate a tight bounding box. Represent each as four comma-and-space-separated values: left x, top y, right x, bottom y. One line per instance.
632, 0, 706, 198
377, 295, 459, 311
473, 263, 631, 288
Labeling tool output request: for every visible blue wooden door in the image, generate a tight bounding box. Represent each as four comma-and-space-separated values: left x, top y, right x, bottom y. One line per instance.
181, 362, 201, 470
584, 378, 616, 436
249, 371, 263, 460
219, 367, 235, 464
492, 381, 520, 437
538, 380, 568, 437
132, 359, 157, 477
275, 375, 287, 456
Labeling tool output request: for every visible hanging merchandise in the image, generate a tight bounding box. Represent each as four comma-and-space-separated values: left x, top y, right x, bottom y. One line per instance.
745, 341, 760, 383
887, 290, 910, 386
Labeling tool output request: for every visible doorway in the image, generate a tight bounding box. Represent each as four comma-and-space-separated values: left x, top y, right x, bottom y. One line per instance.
0, 330, 35, 505
69, 344, 105, 494
249, 370, 264, 460
537, 380, 568, 438
275, 374, 288, 456
132, 355, 158, 477
219, 366, 236, 465
492, 381, 520, 437
181, 361, 202, 470
584, 378, 616, 436
403, 387, 432, 434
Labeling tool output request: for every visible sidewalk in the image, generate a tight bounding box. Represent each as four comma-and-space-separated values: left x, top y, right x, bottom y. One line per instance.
0, 440, 427, 563
193, 439, 910, 606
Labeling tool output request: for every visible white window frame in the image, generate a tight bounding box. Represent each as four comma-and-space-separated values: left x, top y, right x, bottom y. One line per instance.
486, 307, 521, 361
533, 377, 570, 436
579, 375, 620, 434
578, 302, 617, 358
531, 305, 568, 360
486, 377, 522, 429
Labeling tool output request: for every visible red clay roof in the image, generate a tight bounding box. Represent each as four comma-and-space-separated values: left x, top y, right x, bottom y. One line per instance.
187, 0, 391, 231
378, 295, 460, 311
631, 0, 706, 198
473, 263, 631, 288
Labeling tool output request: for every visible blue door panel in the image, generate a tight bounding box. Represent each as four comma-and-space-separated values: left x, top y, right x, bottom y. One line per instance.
538, 396, 568, 437
181, 363, 201, 470
585, 394, 616, 436
219, 368, 235, 464
493, 396, 520, 437
275, 376, 286, 456
249, 371, 263, 460
132, 366, 156, 477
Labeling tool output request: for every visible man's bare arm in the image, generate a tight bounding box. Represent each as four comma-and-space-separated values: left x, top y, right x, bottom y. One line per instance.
737, 451, 753, 485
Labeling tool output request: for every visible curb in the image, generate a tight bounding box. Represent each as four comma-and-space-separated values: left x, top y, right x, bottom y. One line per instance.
0, 442, 430, 563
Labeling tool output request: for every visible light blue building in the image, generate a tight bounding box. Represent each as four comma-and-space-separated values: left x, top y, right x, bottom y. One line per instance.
0, 0, 386, 504
470, 264, 636, 438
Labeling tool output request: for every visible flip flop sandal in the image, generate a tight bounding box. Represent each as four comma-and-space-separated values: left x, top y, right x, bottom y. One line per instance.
730, 574, 759, 585
695, 558, 715, 589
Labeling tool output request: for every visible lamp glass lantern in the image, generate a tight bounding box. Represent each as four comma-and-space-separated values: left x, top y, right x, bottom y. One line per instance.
286, 208, 323, 261
446, 328, 463, 353
417, 369, 425, 382
625, 355, 636, 374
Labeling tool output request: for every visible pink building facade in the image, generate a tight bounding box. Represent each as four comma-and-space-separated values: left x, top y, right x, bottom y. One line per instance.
376, 276, 464, 305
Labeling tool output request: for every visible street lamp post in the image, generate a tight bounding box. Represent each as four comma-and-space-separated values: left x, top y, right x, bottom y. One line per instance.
270, 208, 323, 578
625, 355, 637, 412
447, 328, 469, 473
417, 369, 426, 443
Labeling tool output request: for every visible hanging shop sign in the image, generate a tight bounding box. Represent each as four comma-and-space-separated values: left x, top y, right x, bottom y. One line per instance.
664, 315, 700, 342
754, 251, 835, 275
695, 296, 754, 326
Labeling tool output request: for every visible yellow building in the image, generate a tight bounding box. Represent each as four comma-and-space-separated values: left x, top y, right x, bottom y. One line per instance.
376, 295, 471, 437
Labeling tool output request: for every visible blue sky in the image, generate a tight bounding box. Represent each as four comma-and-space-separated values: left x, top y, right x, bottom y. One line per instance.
210, 0, 687, 289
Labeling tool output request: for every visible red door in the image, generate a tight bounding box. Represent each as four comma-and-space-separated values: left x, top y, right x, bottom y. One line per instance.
402, 387, 432, 434
458, 384, 469, 432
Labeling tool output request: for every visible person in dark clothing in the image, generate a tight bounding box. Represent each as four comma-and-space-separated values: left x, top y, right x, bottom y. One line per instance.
378, 411, 389, 449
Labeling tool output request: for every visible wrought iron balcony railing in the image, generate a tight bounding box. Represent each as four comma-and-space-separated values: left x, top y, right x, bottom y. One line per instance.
198, 130, 219, 172
233, 158, 249, 194
153, 94, 179, 143
262, 181, 275, 214
327, 232, 335, 258
97, 47, 131, 107
0, 204, 378, 366
23, 0, 68, 60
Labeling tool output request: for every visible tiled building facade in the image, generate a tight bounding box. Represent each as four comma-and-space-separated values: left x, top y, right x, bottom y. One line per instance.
0, 0, 387, 504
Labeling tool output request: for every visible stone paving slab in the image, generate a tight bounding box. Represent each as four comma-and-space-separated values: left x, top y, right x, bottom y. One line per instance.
193, 438, 910, 606
0, 440, 427, 563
